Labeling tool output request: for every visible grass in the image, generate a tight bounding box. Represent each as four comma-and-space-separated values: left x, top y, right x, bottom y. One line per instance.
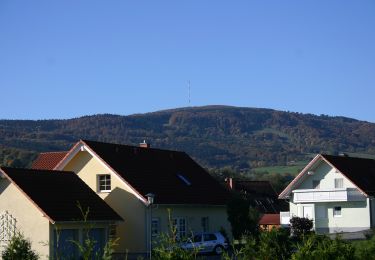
252, 161, 308, 175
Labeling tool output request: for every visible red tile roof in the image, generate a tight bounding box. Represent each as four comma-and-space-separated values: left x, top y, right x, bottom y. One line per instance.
31, 152, 68, 170
259, 214, 280, 225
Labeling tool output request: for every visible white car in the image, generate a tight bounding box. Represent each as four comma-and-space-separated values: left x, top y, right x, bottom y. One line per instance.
180, 232, 229, 255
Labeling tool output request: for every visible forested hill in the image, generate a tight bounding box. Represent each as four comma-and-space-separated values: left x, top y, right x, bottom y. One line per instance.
1, 105, 375, 170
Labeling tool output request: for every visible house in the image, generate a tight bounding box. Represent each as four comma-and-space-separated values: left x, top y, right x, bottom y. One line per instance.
279, 154, 375, 234
225, 178, 288, 230
259, 214, 281, 231
0, 167, 123, 259
32, 139, 231, 256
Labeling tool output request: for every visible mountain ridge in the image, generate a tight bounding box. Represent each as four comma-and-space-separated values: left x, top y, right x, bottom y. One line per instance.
1, 105, 375, 170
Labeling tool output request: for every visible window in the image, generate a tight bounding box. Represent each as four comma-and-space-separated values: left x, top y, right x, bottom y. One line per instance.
333, 206, 342, 217
334, 178, 343, 189
53, 229, 79, 259
203, 233, 217, 241
173, 217, 186, 238
192, 234, 202, 243
312, 180, 320, 189
201, 217, 209, 232
177, 174, 191, 186
151, 218, 160, 237
98, 175, 111, 192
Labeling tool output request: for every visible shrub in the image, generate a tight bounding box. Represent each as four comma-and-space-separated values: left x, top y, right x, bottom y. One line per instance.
257, 228, 293, 260
290, 216, 313, 238
292, 234, 355, 260
2, 232, 39, 260
354, 232, 375, 260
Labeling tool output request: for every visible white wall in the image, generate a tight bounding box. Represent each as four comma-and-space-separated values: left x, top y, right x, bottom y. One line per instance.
298, 162, 356, 190
290, 160, 371, 233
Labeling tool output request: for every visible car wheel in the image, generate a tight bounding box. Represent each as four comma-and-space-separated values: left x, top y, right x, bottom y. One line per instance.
214, 245, 224, 255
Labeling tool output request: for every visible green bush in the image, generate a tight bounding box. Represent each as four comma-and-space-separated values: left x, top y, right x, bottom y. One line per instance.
258, 228, 293, 260
2, 232, 39, 260
353, 232, 375, 260
292, 234, 355, 260
290, 216, 313, 239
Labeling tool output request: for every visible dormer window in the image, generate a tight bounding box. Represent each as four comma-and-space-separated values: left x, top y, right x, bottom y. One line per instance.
177, 174, 191, 186
98, 174, 111, 192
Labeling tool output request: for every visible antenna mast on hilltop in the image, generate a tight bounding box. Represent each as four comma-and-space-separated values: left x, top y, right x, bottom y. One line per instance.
188, 80, 191, 106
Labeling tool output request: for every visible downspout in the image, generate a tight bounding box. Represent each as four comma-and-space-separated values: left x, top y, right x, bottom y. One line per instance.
369, 197, 373, 228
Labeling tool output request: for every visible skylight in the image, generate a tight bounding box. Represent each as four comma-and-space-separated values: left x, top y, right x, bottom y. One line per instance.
177, 174, 192, 186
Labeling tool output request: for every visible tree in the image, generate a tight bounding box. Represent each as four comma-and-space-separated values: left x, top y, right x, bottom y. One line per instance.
2, 233, 39, 260
227, 194, 260, 239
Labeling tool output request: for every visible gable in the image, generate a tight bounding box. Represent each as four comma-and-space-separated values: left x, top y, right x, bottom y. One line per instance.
62, 149, 147, 204
0, 178, 50, 226
296, 161, 357, 190
279, 154, 367, 199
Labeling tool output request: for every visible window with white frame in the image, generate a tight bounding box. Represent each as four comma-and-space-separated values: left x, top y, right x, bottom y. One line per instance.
334, 178, 343, 189
333, 206, 342, 217
98, 174, 111, 192
173, 217, 186, 238
151, 218, 160, 237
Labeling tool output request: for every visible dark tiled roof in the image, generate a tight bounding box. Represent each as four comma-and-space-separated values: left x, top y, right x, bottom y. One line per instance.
0, 167, 123, 222
82, 140, 229, 205
32, 152, 68, 170
259, 214, 280, 225
235, 181, 278, 198
322, 154, 375, 196
232, 180, 289, 213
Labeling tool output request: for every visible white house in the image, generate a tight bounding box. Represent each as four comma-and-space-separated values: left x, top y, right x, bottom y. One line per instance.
279, 154, 375, 234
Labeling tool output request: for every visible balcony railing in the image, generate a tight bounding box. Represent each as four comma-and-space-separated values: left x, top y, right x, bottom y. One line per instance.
293, 188, 366, 203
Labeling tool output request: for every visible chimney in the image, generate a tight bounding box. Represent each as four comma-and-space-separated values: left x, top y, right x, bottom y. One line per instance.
139, 140, 150, 148
225, 177, 234, 190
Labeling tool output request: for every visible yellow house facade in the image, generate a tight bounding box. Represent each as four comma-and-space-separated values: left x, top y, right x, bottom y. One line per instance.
41, 139, 232, 256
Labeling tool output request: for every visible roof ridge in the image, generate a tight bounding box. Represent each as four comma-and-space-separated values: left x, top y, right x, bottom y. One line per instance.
82, 139, 186, 154
39, 151, 68, 154
1, 166, 74, 174
322, 153, 375, 161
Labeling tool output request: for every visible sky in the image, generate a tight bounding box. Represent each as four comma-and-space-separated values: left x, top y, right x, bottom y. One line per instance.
0, 1, 374, 122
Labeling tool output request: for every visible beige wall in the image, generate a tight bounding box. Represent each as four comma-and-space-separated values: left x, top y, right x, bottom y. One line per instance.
63, 151, 147, 253
152, 205, 230, 238
0, 179, 50, 258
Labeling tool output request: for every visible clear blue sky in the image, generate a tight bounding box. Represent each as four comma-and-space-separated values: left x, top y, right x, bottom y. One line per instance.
1, 1, 374, 122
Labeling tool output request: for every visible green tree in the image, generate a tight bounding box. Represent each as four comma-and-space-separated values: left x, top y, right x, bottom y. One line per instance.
227, 194, 260, 239
2, 233, 39, 260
